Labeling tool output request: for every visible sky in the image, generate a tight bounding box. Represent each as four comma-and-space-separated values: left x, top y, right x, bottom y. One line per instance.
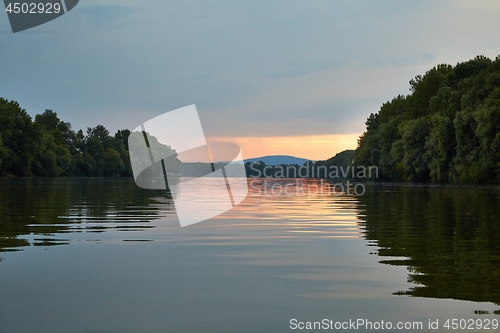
1, 0, 500, 160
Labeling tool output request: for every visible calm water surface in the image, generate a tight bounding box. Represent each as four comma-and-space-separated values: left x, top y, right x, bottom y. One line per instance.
0, 178, 499, 333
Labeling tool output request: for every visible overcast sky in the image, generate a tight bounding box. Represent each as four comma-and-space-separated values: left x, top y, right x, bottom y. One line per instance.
1, 0, 499, 159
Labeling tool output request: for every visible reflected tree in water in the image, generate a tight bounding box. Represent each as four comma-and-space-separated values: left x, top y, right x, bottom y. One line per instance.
358, 184, 500, 305
0, 178, 174, 252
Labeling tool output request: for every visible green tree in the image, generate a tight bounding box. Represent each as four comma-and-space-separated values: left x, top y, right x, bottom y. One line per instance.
32, 110, 72, 176
408, 64, 454, 118
473, 87, 500, 182
424, 115, 455, 182
399, 117, 430, 181
0, 136, 7, 170
355, 55, 500, 184
0, 98, 37, 176
113, 129, 132, 176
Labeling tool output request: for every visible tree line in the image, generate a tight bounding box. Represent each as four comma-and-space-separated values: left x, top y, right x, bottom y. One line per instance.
0, 94, 357, 179
0, 98, 132, 177
355, 55, 500, 183
2, 54, 499, 181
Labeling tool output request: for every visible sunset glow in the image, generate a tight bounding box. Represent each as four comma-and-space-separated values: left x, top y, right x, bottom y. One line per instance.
208, 133, 361, 161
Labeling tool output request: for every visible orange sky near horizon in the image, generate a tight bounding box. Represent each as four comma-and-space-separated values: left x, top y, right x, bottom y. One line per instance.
207, 133, 361, 161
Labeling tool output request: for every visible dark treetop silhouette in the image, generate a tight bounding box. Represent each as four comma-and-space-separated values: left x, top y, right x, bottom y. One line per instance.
355, 55, 500, 184
1, 55, 499, 182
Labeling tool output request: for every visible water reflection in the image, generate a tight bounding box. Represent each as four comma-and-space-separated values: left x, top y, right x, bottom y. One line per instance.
2, 177, 500, 309
358, 183, 500, 305
221, 178, 362, 238
0, 178, 174, 252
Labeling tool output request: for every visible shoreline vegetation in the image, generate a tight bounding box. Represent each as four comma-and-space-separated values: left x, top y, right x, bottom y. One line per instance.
1, 55, 499, 183
0, 101, 133, 177
355, 55, 500, 184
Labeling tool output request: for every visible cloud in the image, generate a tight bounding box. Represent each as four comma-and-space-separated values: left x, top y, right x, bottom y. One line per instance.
1, 0, 499, 157
199, 62, 422, 137
78, 4, 138, 29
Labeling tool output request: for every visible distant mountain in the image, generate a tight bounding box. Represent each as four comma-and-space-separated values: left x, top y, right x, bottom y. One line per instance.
245, 155, 313, 166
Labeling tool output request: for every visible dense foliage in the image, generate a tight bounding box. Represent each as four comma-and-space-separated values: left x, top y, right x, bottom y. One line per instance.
3, 55, 499, 182
355, 55, 500, 183
313, 150, 355, 177
0, 98, 132, 177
